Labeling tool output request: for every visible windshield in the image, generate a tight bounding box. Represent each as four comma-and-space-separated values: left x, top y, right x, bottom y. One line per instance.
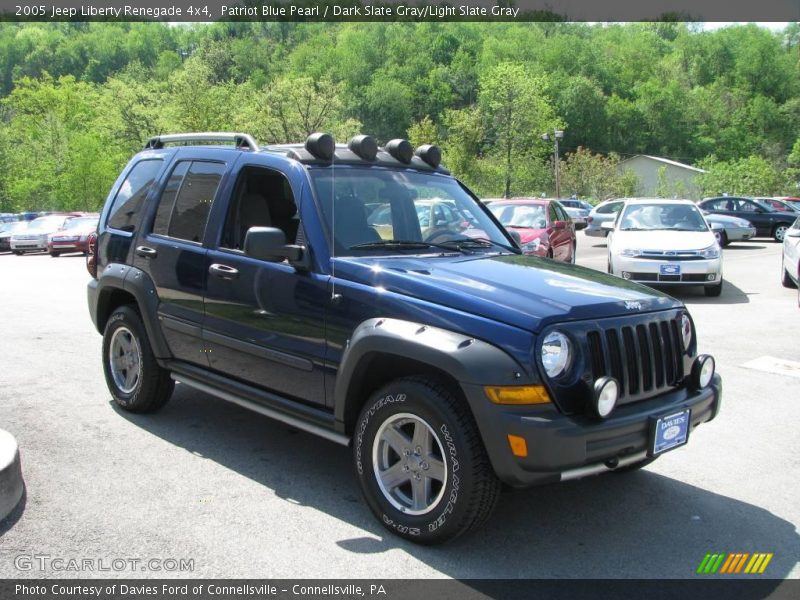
489, 203, 547, 229
63, 217, 98, 230
2, 222, 27, 235
619, 203, 709, 232
27, 217, 66, 232
309, 167, 513, 255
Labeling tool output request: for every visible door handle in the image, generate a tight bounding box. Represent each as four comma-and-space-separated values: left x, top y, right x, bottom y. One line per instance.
135, 246, 157, 258
209, 263, 239, 280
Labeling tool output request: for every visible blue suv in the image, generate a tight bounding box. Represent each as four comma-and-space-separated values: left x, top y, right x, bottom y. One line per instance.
87, 132, 722, 544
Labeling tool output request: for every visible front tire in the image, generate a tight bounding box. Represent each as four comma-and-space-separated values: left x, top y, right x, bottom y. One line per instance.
353, 377, 500, 545
49, 251, 59, 257
102, 305, 174, 413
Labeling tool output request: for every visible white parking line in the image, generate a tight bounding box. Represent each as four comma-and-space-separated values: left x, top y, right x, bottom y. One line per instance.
741, 356, 800, 379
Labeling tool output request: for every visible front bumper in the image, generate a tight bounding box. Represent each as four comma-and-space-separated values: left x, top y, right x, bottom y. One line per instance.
49, 238, 90, 253
613, 256, 722, 285
463, 374, 722, 487
10, 237, 47, 251
725, 226, 756, 242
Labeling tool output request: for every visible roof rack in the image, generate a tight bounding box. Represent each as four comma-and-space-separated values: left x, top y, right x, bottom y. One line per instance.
144, 132, 259, 151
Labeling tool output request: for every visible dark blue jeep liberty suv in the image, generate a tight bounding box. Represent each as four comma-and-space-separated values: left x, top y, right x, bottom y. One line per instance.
87, 132, 722, 544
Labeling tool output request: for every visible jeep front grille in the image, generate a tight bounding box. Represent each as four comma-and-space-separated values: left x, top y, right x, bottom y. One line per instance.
586, 318, 684, 404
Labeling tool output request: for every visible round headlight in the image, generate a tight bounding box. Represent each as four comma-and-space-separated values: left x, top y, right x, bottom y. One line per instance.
594, 377, 619, 418
541, 331, 571, 378
680, 314, 692, 350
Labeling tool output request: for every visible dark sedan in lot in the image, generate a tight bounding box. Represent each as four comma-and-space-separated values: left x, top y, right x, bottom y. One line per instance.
698, 197, 799, 242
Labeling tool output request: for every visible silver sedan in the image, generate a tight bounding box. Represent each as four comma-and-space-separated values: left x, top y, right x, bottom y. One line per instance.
702, 211, 756, 247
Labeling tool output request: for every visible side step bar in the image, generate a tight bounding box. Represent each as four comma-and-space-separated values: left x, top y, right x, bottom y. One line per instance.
169, 366, 350, 447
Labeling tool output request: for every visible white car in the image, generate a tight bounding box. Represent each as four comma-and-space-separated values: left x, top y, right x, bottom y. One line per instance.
781, 216, 800, 307
10, 215, 75, 254
605, 199, 723, 297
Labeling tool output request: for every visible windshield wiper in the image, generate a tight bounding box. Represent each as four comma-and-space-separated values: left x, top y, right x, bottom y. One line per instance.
349, 239, 461, 252
439, 237, 520, 254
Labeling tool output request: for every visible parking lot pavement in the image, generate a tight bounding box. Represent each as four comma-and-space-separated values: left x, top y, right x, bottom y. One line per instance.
0, 246, 798, 580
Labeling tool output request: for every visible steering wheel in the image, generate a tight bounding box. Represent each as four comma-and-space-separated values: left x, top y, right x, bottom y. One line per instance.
423, 228, 454, 244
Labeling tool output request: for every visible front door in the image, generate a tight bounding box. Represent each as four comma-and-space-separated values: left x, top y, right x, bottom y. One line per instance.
202, 161, 327, 406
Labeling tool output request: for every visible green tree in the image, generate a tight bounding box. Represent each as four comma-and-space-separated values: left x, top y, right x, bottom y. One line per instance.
479, 63, 560, 197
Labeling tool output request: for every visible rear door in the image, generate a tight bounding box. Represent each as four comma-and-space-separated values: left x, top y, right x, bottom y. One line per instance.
132, 152, 229, 365
202, 158, 328, 406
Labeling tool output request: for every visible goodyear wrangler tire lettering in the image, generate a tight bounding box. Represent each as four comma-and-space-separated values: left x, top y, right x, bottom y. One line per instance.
353, 377, 501, 544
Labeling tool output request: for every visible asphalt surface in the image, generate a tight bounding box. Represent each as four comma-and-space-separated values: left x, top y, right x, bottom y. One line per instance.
0, 235, 798, 580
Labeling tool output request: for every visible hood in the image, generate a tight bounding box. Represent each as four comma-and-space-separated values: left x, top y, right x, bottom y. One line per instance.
612, 230, 716, 251
334, 253, 682, 333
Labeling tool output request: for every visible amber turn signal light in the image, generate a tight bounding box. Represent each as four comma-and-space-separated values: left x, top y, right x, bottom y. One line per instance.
507, 435, 528, 457
484, 385, 551, 405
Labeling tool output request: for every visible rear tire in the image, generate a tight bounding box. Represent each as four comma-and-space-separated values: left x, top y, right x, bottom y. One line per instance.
774, 224, 788, 242
704, 279, 723, 297
353, 376, 501, 545
12, 251, 22, 255
102, 305, 174, 413
570, 243, 577, 264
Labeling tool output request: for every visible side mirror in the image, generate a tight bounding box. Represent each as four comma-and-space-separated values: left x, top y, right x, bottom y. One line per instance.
244, 227, 304, 264
600, 221, 615, 231
553, 220, 566, 230
507, 229, 521, 245
786, 228, 800, 238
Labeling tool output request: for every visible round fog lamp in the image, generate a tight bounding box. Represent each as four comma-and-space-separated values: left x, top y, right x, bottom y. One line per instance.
692, 355, 715, 389
593, 377, 619, 418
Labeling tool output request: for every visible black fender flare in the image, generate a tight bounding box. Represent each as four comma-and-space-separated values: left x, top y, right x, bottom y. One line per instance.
90, 264, 171, 359
334, 318, 537, 428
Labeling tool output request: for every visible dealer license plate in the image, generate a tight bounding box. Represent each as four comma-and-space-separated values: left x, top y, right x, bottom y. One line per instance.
660, 263, 681, 276
649, 409, 691, 456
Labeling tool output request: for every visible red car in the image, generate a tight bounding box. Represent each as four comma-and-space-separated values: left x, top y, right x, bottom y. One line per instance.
47, 215, 99, 257
488, 198, 577, 262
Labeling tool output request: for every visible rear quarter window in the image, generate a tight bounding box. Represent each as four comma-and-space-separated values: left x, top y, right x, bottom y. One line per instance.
106, 160, 163, 232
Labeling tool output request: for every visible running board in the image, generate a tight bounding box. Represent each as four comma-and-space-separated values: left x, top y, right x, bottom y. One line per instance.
559, 451, 648, 482
170, 372, 350, 447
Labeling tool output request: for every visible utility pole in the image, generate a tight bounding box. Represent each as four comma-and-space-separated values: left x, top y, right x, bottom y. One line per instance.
541, 129, 564, 198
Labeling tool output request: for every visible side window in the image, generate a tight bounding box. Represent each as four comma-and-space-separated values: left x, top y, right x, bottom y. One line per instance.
220, 165, 299, 252
153, 161, 190, 236
153, 161, 225, 243
548, 203, 559, 223
740, 201, 760, 213
556, 205, 569, 221
106, 160, 163, 232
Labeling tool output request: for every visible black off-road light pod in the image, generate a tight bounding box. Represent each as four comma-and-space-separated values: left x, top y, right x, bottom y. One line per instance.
415, 144, 441, 168
385, 139, 414, 163
305, 132, 335, 161
348, 135, 378, 161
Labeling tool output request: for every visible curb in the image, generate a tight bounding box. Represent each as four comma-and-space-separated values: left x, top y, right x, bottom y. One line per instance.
0, 429, 23, 521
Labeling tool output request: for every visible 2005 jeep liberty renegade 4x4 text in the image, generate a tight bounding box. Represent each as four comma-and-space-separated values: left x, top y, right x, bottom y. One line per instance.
87, 132, 722, 544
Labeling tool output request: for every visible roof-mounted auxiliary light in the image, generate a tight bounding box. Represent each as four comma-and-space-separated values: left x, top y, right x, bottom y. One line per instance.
385, 139, 414, 164
415, 144, 441, 168
305, 132, 335, 161
348, 135, 378, 161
